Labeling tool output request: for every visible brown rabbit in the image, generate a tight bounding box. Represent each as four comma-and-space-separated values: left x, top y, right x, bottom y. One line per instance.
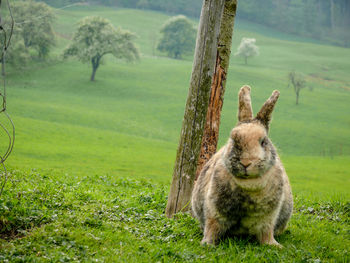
191, 85, 293, 247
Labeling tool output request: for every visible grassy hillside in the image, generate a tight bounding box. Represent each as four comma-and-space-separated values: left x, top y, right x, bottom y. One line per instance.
53, 6, 350, 156
0, 5, 349, 262
1, 5, 348, 181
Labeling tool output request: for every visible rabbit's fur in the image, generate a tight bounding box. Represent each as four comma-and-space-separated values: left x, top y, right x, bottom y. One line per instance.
191, 86, 293, 247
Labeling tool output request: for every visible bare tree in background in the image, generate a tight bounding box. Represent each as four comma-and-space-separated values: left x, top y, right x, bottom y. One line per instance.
287, 71, 307, 105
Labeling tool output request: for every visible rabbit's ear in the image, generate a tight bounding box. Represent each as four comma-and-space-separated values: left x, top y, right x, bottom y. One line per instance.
256, 90, 280, 130
238, 85, 253, 122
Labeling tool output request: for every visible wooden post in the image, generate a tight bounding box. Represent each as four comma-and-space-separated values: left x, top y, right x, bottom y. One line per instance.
165, 0, 225, 218
196, 0, 237, 179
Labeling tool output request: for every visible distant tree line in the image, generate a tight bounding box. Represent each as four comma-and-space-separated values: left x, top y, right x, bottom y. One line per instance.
37, 0, 350, 47
238, 0, 350, 47
35, 0, 82, 8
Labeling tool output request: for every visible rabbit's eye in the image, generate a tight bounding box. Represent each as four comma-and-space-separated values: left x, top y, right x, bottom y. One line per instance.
260, 138, 268, 147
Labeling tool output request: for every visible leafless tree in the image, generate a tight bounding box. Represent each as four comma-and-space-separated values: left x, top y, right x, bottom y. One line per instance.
287, 71, 307, 105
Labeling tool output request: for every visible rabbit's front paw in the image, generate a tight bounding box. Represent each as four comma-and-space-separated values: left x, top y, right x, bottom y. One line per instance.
258, 228, 283, 248
200, 238, 214, 246
201, 218, 222, 246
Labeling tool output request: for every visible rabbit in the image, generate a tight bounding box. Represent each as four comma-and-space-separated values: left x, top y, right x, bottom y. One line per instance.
191, 85, 293, 247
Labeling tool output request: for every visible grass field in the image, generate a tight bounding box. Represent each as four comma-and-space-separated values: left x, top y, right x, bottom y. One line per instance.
0, 5, 349, 262
1, 170, 349, 262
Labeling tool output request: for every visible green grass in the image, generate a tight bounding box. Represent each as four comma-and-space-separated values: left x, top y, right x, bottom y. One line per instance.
0, 5, 349, 262
0, 169, 349, 262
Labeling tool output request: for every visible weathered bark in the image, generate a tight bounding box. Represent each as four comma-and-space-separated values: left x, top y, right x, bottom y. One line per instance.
296, 90, 299, 105
90, 66, 97, 81
165, 0, 226, 218
330, 0, 335, 30
175, 53, 181, 59
196, 0, 237, 180
90, 56, 100, 81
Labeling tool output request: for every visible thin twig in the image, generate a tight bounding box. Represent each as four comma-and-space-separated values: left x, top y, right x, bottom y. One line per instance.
0, 0, 15, 197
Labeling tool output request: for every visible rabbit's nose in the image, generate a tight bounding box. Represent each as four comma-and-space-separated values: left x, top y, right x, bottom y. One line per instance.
240, 159, 252, 168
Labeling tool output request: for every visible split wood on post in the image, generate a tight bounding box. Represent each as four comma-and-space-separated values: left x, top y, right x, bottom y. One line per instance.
166, 0, 237, 218
196, 0, 237, 180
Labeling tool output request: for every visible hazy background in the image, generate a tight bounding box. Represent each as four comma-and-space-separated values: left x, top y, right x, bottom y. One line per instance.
0, 0, 349, 183
43, 0, 350, 47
